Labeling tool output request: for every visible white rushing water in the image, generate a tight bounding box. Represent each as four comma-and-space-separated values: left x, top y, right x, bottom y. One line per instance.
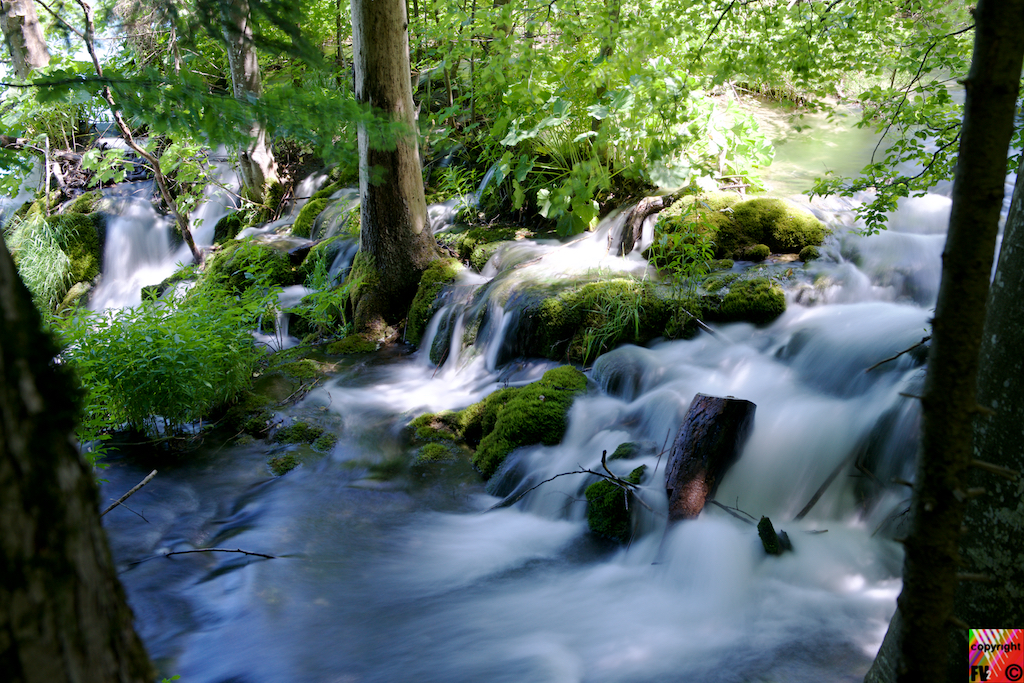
95, 182, 971, 682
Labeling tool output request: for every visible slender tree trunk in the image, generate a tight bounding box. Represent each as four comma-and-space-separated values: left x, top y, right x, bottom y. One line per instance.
945, 150, 1024, 676
0, 241, 155, 683
0, 0, 49, 79
223, 0, 279, 203
865, 2, 1024, 681
351, 0, 437, 332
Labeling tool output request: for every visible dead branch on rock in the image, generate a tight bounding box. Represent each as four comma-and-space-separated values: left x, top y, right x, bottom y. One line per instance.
164, 548, 277, 560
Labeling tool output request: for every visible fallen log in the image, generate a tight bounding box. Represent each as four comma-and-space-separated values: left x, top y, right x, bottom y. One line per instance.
665, 393, 756, 521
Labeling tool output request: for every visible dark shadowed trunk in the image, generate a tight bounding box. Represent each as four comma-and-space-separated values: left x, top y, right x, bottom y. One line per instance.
0, 242, 155, 683
864, 1, 1024, 681
351, 0, 437, 332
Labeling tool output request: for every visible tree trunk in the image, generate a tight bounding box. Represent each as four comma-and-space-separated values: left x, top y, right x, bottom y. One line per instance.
0, 0, 50, 79
351, 0, 437, 332
610, 194, 674, 256
665, 393, 755, 521
223, 0, 279, 203
0, 242, 155, 683
945, 150, 1024, 676
865, 2, 1024, 681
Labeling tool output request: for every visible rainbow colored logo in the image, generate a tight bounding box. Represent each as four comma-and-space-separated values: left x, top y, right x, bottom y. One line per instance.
970, 630, 1024, 682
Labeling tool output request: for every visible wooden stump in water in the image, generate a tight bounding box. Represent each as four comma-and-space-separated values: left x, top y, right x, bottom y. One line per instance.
665, 393, 756, 521
609, 195, 675, 256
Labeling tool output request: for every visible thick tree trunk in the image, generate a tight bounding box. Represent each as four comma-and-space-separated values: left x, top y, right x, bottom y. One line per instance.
665, 393, 755, 521
0, 242, 155, 682
865, 2, 1024, 681
351, 0, 437, 332
0, 0, 50, 79
946, 151, 1024, 675
223, 0, 279, 203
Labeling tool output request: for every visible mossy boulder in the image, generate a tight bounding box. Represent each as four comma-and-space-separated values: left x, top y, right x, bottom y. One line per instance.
58, 281, 92, 313
650, 193, 827, 265
799, 245, 820, 262
269, 454, 299, 476
292, 197, 329, 238
327, 334, 377, 354
274, 420, 325, 444
297, 235, 348, 281
409, 366, 589, 479
608, 442, 642, 461
585, 465, 646, 543
63, 190, 103, 215
407, 257, 463, 345
714, 277, 786, 324
213, 210, 246, 245
47, 213, 104, 283
435, 224, 529, 268
734, 244, 770, 262
202, 238, 299, 294
416, 442, 458, 463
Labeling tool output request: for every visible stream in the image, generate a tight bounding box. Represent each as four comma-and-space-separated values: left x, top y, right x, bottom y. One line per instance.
93, 110, 1005, 683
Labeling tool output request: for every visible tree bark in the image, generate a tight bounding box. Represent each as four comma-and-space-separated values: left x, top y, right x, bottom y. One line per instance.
945, 150, 1024, 675
865, 2, 1024, 681
0, 242, 155, 683
609, 194, 675, 256
223, 0, 279, 203
351, 0, 437, 331
665, 393, 755, 521
0, 0, 50, 79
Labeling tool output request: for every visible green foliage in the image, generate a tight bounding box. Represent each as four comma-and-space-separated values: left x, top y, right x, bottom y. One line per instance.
647, 202, 719, 291
202, 238, 298, 295
585, 465, 646, 543
4, 210, 103, 311
55, 285, 270, 437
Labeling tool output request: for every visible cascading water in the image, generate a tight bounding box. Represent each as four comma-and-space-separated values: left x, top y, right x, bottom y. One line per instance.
94, 127, 989, 681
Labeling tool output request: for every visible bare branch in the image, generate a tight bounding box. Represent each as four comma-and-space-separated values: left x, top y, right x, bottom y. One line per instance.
101, 470, 157, 517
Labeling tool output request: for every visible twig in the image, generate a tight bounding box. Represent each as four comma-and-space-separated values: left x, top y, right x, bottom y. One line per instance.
794, 450, 858, 520
164, 547, 277, 560
708, 499, 755, 525
101, 470, 157, 517
865, 335, 931, 372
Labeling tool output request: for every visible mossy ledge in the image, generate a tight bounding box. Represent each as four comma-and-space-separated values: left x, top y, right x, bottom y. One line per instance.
585, 465, 646, 543
407, 257, 463, 345
409, 365, 588, 478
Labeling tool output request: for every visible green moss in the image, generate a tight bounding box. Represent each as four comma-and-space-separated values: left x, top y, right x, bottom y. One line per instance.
735, 244, 770, 261
438, 225, 527, 263
213, 211, 246, 245
202, 238, 298, 294
709, 259, 734, 271
292, 197, 329, 238
609, 442, 641, 460
262, 181, 286, 219
417, 442, 457, 463
407, 257, 464, 345
717, 277, 786, 324
799, 245, 821, 262
585, 465, 646, 542
273, 421, 324, 444
470, 242, 503, 272
274, 359, 324, 381
47, 212, 103, 283
63, 190, 102, 215
222, 390, 274, 436
313, 432, 338, 452
311, 180, 345, 201
326, 334, 377, 354
702, 272, 740, 292
269, 454, 299, 476
298, 235, 347, 280
471, 366, 588, 478
730, 198, 827, 253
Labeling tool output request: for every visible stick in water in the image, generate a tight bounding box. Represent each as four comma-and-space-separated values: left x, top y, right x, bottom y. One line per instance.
101, 469, 157, 517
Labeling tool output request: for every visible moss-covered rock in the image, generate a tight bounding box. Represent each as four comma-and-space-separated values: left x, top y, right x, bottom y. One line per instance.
47, 212, 104, 283
416, 442, 458, 463
734, 244, 770, 262
407, 257, 463, 345
799, 245, 820, 262
222, 390, 275, 437
409, 366, 588, 479
608, 442, 641, 461
273, 420, 325, 444
470, 242, 503, 272
715, 277, 786, 324
649, 193, 827, 265
297, 235, 347, 281
202, 238, 299, 294
292, 197, 329, 238
63, 190, 103, 215
436, 225, 531, 267
313, 432, 338, 452
269, 454, 299, 476
274, 359, 326, 381
141, 265, 199, 300
585, 465, 646, 543
326, 334, 378, 354
213, 210, 246, 245
58, 281, 92, 313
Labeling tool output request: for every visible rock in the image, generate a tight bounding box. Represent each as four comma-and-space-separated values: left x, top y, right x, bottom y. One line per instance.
757, 516, 792, 555
714, 277, 785, 324
292, 197, 329, 238
665, 394, 756, 521
407, 257, 463, 345
585, 465, 647, 543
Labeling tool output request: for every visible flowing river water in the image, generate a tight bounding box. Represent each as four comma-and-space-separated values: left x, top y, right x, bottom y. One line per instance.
93, 110, 1008, 682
